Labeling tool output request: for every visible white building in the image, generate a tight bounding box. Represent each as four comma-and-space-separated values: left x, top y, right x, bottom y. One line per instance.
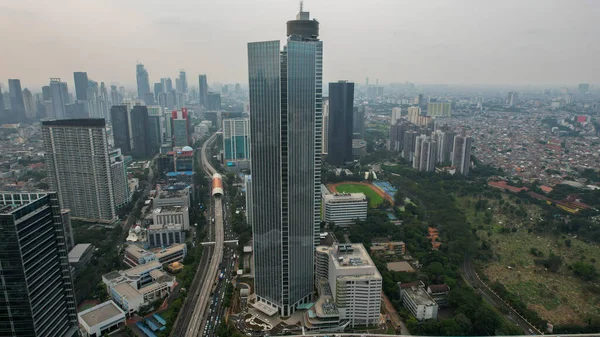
152, 205, 190, 230
148, 223, 185, 248
315, 244, 382, 327
195, 120, 212, 138
109, 148, 130, 209
78, 300, 126, 337
322, 193, 367, 226
391, 107, 402, 125
399, 280, 438, 321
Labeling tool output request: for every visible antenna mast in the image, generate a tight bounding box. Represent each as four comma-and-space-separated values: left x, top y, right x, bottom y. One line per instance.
300, 1, 303, 12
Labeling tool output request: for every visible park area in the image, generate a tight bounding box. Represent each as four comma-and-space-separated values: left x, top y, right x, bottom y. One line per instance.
328, 182, 392, 207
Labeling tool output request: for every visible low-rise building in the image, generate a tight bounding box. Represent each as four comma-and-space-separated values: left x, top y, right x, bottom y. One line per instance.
152, 205, 190, 230
369, 241, 406, 257
153, 187, 190, 208
124, 244, 156, 267
78, 300, 126, 337
427, 284, 450, 306
155, 243, 187, 265
322, 193, 367, 227
148, 223, 185, 248
399, 281, 438, 321
68, 243, 95, 274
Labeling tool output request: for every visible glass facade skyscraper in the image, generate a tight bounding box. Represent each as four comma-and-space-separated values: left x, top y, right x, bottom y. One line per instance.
223, 118, 250, 160
248, 8, 322, 316
327, 81, 354, 166
136, 63, 151, 100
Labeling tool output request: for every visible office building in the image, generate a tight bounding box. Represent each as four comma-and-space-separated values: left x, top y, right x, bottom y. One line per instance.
172, 108, 190, 147
352, 106, 365, 138
507, 91, 519, 107
452, 135, 472, 176
245, 175, 252, 226
22, 88, 35, 119
327, 81, 354, 166
315, 244, 382, 327
42, 119, 116, 221
73, 72, 88, 101
207, 92, 221, 110
179, 70, 188, 93
136, 63, 151, 100
152, 206, 190, 230
198, 74, 208, 106
77, 301, 126, 337
131, 106, 153, 158
110, 105, 131, 154
0, 192, 78, 337
223, 118, 250, 161
154, 187, 191, 208
399, 281, 438, 321
147, 106, 162, 151
247, 7, 322, 315
0, 86, 5, 115
391, 107, 402, 125
148, 223, 185, 248
427, 102, 451, 117
322, 193, 367, 226
109, 149, 130, 209
352, 139, 367, 159
322, 98, 329, 154
8, 79, 25, 118
49, 78, 69, 119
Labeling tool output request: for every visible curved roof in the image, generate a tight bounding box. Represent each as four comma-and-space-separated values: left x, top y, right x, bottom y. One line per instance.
181, 146, 193, 152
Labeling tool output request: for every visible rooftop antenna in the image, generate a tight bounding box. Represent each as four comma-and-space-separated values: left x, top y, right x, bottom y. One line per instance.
300, 1, 304, 12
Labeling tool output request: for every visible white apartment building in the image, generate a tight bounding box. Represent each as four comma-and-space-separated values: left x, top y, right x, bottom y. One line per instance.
322, 193, 367, 226
399, 280, 438, 321
315, 244, 382, 327
110, 148, 130, 209
152, 205, 190, 230
391, 107, 402, 125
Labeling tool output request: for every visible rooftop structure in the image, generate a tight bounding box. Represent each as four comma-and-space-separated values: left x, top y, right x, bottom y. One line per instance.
78, 300, 126, 337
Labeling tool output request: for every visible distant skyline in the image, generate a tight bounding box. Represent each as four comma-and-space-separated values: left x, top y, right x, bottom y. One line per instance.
1, 0, 599, 90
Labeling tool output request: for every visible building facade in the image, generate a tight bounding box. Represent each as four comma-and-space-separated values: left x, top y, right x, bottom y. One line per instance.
73, 72, 88, 101
248, 8, 322, 316
322, 193, 367, 226
131, 105, 152, 158
136, 63, 151, 100
110, 105, 131, 154
148, 224, 185, 248
0, 192, 78, 337
42, 119, 116, 221
109, 149, 130, 209
452, 135, 472, 176
327, 81, 354, 166
152, 206, 190, 230
49, 78, 69, 119
172, 109, 190, 147
198, 74, 208, 107
427, 102, 451, 117
8, 79, 25, 119
223, 118, 250, 161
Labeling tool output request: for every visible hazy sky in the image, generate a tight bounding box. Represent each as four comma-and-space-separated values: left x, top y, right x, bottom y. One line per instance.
1, 0, 599, 91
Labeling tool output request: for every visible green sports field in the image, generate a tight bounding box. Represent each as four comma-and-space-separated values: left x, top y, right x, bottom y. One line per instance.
334, 183, 383, 207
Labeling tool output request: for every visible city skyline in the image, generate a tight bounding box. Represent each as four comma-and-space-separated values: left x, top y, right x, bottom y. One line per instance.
1, 0, 600, 88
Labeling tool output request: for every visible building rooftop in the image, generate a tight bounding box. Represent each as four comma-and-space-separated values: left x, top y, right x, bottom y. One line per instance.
404, 285, 436, 307
68, 243, 93, 263
148, 223, 183, 231
154, 244, 186, 259
153, 205, 188, 214
123, 260, 162, 278
125, 245, 153, 260
322, 193, 367, 203
156, 188, 189, 199
113, 282, 141, 299
78, 300, 125, 328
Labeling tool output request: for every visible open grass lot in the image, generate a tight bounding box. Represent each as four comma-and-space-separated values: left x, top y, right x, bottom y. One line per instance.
333, 183, 383, 207
459, 196, 600, 325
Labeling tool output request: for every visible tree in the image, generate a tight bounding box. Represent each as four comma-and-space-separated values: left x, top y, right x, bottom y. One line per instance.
394, 190, 405, 206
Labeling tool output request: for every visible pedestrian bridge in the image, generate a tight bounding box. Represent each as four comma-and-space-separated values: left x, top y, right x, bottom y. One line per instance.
201, 239, 238, 245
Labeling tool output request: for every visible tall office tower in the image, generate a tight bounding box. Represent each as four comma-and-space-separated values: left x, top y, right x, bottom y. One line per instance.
353, 105, 365, 138
154, 83, 164, 99
403, 130, 418, 161
131, 105, 152, 158
322, 98, 329, 154
161, 77, 173, 92
436, 131, 455, 164
416, 93, 424, 107
73, 72, 88, 101
175, 78, 182, 93
164, 111, 173, 141
99, 82, 110, 119
0, 86, 5, 114
507, 91, 519, 107
207, 92, 221, 110
110, 85, 122, 106
22, 88, 36, 118
235, 83, 242, 95
0, 192, 79, 337
166, 90, 176, 110
110, 105, 131, 154
176, 92, 185, 110
172, 108, 190, 147
136, 63, 151, 100
147, 106, 162, 151
109, 149, 130, 209
8, 79, 25, 119
428, 102, 452, 117
223, 118, 250, 161
327, 81, 354, 166
42, 85, 51, 101
452, 135, 472, 176
391, 107, 402, 125
578, 83, 589, 94
42, 119, 116, 222
179, 70, 188, 94
247, 6, 322, 316
49, 78, 68, 119
2, 91, 10, 110
222, 85, 229, 95
198, 74, 208, 106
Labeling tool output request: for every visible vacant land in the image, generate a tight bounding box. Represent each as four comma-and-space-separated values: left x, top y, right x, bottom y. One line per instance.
460, 196, 600, 325
330, 182, 383, 207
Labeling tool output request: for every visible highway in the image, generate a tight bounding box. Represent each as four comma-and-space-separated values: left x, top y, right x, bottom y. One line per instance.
183, 133, 226, 337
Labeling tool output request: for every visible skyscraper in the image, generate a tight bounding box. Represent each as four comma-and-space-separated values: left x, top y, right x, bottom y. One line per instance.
110, 105, 131, 154
0, 86, 5, 115
248, 7, 322, 316
172, 108, 190, 147
507, 91, 519, 107
22, 88, 35, 119
352, 105, 365, 138
0, 192, 78, 337
136, 63, 151, 100
327, 81, 354, 166
198, 74, 208, 107
130, 106, 152, 158
452, 135, 473, 176
73, 71, 88, 101
391, 107, 402, 125
207, 92, 221, 110
414, 136, 437, 172
223, 118, 250, 161
8, 79, 25, 119
42, 119, 116, 222
109, 149, 130, 209
322, 98, 329, 154
179, 70, 188, 94
428, 102, 452, 117
49, 78, 68, 119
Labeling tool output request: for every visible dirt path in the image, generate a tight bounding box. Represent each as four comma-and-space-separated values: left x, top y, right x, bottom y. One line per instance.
381, 291, 410, 335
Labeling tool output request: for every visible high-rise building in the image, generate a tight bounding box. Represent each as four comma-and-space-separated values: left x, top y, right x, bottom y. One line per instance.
452, 135, 472, 176
8, 79, 25, 119
245, 175, 252, 226
248, 7, 322, 316
0, 192, 79, 337
172, 108, 190, 147
22, 88, 36, 119
391, 107, 402, 125
42, 85, 51, 101
61, 208, 75, 252
578, 83, 589, 94
223, 118, 250, 161
207, 92, 221, 110
161, 78, 173, 92
427, 102, 451, 117
507, 91, 519, 107
417, 137, 437, 172
49, 78, 69, 119
110, 85, 122, 106
147, 106, 162, 151
109, 149, 130, 209
179, 70, 188, 94
198, 74, 208, 107
0, 86, 5, 115
42, 119, 117, 221
435, 131, 455, 164
389, 121, 408, 152
131, 106, 152, 158
136, 63, 151, 100
110, 105, 131, 154
327, 81, 354, 166
402, 130, 418, 161
322, 98, 329, 154
352, 105, 365, 138
73, 72, 88, 101
99, 82, 110, 119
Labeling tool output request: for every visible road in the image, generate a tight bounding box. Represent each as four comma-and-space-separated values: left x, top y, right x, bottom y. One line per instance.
184, 133, 226, 337
462, 255, 540, 335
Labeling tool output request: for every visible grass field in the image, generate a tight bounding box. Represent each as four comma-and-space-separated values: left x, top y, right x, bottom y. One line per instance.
459, 196, 600, 325
334, 183, 383, 207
